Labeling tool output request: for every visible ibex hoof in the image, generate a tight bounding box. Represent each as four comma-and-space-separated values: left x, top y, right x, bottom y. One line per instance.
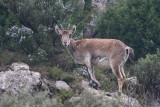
118, 92, 122, 96
89, 80, 100, 89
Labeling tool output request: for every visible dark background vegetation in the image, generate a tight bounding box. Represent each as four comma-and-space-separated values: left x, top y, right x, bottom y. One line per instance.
0, 0, 160, 106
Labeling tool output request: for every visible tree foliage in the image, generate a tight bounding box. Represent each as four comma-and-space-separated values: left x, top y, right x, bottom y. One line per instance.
96, 0, 160, 58
0, 0, 92, 63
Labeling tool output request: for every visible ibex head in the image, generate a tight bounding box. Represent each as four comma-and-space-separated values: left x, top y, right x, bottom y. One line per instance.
55, 24, 76, 47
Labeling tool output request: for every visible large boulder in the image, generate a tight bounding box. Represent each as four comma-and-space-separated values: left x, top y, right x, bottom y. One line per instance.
0, 62, 53, 96
83, 0, 107, 37
55, 80, 71, 91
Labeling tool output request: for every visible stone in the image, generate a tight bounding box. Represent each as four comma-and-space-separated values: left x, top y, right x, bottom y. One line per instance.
81, 80, 141, 107
10, 62, 29, 71
92, 0, 107, 11
55, 80, 71, 91
69, 97, 81, 103
126, 76, 138, 85
84, 23, 96, 37
92, 0, 117, 11
83, 0, 118, 38
106, 92, 141, 107
0, 62, 53, 96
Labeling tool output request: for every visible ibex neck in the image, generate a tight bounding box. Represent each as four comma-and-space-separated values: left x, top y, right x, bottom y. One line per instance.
66, 38, 76, 56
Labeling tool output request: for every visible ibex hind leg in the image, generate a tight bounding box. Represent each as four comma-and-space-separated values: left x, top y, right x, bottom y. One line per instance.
120, 66, 126, 80
110, 62, 124, 95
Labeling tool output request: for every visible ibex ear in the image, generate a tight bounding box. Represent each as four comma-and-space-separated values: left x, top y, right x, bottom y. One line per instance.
71, 25, 76, 35
55, 26, 61, 35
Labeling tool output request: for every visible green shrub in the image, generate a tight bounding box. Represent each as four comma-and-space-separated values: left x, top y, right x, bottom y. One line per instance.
62, 74, 76, 84
94, 68, 106, 81
94, 68, 117, 92
58, 89, 74, 103
0, 50, 28, 65
49, 67, 63, 80
71, 77, 83, 95
0, 91, 63, 107
133, 54, 160, 97
70, 91, 120, 107
49, 67, 76, 84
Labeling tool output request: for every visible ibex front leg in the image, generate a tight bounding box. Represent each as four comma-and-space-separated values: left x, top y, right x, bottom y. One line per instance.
85, 58, 100, 88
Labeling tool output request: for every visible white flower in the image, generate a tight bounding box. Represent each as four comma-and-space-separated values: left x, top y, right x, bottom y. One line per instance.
6, 31, 9, 35
28, 54, 31, 58
6, 25, 33, 39
19, 36, 26, 44
11, 33, 18, 37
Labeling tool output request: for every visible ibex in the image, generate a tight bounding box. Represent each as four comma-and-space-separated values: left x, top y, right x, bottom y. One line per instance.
55, 25, 134, 95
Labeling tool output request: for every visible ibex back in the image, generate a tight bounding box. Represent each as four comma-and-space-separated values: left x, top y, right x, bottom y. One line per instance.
55, 25, 134, 95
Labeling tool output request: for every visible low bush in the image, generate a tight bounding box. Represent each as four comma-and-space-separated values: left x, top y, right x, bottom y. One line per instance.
133, 53, 160, 100
49, 66, 77, 84
0, 91, 63, 107
71, 77, 83, 95
94, 68, 117, 92
62, 74, 76, 84
49, 67, 63, 80
58, 89, 74, 103
0, 50, 28, 65
69, 91, 120, 107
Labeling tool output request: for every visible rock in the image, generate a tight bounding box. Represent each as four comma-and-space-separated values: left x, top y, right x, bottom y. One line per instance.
83, 0, 106, 37
69, 97, 81, 103
84, 23, 97, 37
55, 81, 71, 91
126, 76, 138, 85
81, 80, 141, 107
92, 0, 107, 11
106, 92, 141, 107
92, 0, 117, 11
0, 62, 53, 96
125, 76, 142, 91
10, 62, 29, 71
83, 0, 118, 38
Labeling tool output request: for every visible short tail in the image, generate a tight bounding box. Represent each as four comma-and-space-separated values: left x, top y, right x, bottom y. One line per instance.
126, 47, 134, 63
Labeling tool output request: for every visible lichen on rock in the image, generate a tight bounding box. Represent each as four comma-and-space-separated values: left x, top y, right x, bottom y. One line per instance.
0, 62, 53, 96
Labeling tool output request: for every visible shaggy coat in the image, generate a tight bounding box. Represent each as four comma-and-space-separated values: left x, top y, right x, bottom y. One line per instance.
55, 25, 134, 95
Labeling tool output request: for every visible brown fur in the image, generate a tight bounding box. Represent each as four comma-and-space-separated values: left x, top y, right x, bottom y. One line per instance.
55, 25, 134, 95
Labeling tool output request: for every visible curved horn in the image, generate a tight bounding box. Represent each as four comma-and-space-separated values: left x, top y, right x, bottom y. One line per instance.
67, 23, 70, 29
60, 24, 64, 30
